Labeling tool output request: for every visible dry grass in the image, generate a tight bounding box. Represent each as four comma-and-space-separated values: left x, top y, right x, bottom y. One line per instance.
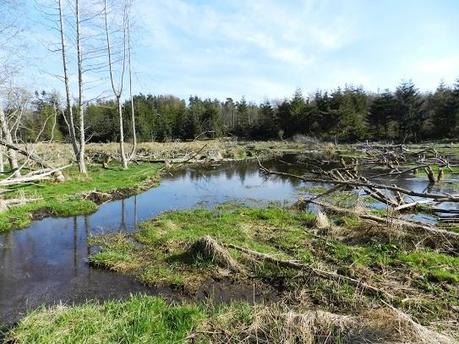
187, 235, 242, 272
314, 210, 330, 229
21, 139, 313, 166
198, 303, 456, 344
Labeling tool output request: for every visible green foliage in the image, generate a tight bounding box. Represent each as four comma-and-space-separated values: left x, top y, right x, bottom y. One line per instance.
27, 78, 459, 144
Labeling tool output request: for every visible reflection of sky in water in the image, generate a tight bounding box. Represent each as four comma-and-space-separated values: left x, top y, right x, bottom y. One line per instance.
0, 160, 457, 324
0, 161, 306, 323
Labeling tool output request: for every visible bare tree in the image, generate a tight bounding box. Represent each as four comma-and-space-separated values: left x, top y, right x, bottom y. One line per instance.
57, 0, 87, 173
75, 0, 87, 173
126, 8, 137, 161
0, 0, 24, 177
0, 106, 20, 177
104, 0, 129, 169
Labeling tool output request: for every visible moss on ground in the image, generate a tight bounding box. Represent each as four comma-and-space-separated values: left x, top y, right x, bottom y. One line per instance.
0, 162, 162, 232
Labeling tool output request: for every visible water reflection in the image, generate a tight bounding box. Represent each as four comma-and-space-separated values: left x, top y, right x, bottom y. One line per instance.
0, 158, 456, 324
0, 159, 309, 324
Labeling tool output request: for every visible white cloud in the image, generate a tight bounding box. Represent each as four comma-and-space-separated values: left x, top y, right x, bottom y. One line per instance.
24, 0, 459, 101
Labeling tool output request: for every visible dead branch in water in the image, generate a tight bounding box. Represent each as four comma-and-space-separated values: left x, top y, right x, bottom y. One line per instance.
258, 160, 459, 203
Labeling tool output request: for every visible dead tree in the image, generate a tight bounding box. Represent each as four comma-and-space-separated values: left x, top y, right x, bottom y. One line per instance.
75, 0, 87, 174
258, 160, 459, 204
126, 7, 137, 161
0, 106, 20, 177
57, 0, 87, 173
0, 1, 22, 178
104, 0, 129, 169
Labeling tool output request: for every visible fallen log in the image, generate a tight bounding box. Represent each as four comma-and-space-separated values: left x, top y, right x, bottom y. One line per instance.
222, 241, 393, 299
393, 200, 433, 212
0, 197, 42, 211
301, 199, 459, 242
0, 164, 71, 186
0, 139, 55, 169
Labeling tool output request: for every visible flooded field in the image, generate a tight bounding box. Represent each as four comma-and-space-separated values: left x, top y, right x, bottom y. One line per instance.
1, 155, 458, 325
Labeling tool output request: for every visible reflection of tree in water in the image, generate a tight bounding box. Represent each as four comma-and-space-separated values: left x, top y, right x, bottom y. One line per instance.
238, 163, 249, 184
73, 216, 78, 276
133, 195, 138, 230
84, 215, 90, 257
119, 199, 127, 231
224, 167, 235, 180
0, 232, 11, 273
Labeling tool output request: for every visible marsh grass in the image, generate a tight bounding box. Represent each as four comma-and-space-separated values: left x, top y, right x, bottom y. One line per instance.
7, 296, 202, 344
0, 162, 162, 232
89, 205, 458, 326
8, 294, 456, 344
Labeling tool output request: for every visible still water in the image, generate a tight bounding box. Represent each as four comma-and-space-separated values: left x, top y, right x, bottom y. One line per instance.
0, 158, 457, 323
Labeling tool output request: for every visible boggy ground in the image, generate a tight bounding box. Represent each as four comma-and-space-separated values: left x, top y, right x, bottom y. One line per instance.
0, 139, 310, 233
7, 203, 458, 343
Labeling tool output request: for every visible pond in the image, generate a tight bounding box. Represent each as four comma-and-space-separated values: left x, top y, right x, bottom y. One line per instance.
0, 156, 457, 324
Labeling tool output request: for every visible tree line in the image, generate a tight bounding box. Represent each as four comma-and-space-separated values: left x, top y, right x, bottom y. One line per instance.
26, 79, 458, 144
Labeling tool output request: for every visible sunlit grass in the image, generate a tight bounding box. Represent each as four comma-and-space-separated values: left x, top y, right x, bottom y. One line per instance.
0, 162, 162, 232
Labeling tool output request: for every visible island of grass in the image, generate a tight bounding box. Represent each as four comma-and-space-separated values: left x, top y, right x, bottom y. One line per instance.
7, 204, 457, 343
0, 162, 163, 232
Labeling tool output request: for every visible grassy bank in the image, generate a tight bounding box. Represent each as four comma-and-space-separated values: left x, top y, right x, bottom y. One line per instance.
88, 205, 458, 326
7, 204, 458, 342
0, 162, 162, 232
7, 294, 457, 344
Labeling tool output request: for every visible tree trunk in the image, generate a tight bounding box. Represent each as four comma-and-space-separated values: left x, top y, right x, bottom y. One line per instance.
104, 0, 128, 169
75, 0, 87, 174
127, 15, 136, 161
0, 131, 4, 173
0, 107, 20, 177
58, 0, 79, 164
117, 97, 128, 169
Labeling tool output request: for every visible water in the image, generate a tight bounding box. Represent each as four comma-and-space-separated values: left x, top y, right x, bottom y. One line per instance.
0, 158, 457, 324
0, 159, 309, 324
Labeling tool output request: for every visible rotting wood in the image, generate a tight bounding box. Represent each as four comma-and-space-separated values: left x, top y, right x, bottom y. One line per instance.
393, 200, 433, 212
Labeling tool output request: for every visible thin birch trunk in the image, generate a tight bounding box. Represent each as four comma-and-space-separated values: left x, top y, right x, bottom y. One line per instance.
0, 131, 4, 173
75, 0, 87, 174
127, 14, 136, 161
58, 0, 79, 163
104, 0, 128, 169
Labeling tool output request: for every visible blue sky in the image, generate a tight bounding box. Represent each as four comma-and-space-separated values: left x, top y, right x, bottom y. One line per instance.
23, 0, 459, 102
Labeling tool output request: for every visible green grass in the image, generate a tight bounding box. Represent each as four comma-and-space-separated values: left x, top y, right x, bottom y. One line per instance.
8, 292, 457, 344
0, 162, 162, 232
90, 206, 318, 289
89, 205, 458, 324
7, 296, 202, 344
397, 250, 459, 283
7, 202, 459, 342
